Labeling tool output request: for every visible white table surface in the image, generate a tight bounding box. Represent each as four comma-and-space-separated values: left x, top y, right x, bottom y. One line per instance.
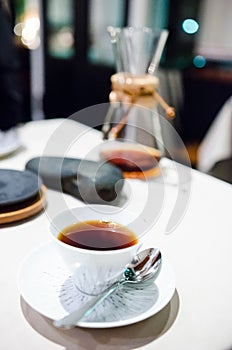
1, 118, 232, 350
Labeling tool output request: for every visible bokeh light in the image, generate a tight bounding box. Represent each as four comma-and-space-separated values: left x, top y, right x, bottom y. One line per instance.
193, 55, 206, 68
182, 19, 199, 34
14, 14, 40, 49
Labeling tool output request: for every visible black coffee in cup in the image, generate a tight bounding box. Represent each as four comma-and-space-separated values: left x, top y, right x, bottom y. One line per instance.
58, 220, 138, 251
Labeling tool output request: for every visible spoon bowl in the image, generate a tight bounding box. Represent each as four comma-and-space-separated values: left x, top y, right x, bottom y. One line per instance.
125, 248, 162, 283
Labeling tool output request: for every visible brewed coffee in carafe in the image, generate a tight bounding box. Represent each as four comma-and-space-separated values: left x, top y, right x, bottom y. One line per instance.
101, 26, 174, 179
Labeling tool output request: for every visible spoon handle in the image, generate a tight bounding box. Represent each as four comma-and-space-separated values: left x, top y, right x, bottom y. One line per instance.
53, 279, 126, 329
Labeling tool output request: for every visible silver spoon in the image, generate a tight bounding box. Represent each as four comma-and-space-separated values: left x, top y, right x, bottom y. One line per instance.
53, 248, 162, 329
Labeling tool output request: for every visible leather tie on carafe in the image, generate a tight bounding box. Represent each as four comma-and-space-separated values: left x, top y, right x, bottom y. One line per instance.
110, 72, 175, 112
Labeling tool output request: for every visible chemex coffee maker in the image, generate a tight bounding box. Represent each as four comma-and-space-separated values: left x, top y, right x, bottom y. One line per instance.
101, 26, 175, 179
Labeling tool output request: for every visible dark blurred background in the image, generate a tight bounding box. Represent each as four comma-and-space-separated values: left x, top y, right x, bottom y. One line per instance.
4, 0, 232, 165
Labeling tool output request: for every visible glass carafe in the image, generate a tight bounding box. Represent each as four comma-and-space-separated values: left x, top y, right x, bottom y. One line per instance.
101, 26, 173, 179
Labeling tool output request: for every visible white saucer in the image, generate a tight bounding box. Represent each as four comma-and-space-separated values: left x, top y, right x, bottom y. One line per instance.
18, 242, 175, 329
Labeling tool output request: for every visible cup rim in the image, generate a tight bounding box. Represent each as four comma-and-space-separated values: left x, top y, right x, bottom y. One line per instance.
50, 231, 141, 255
49, 205, 145, 255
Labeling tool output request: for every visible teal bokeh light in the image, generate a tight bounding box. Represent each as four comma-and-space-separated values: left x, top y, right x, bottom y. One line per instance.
193, 55, 206, 68
182, 19, 199, 34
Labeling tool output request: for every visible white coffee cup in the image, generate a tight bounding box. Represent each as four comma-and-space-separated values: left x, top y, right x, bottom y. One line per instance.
49, 204, 148, 295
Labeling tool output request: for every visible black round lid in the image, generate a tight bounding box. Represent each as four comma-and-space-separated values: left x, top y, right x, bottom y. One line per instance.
0, 169, 42, 208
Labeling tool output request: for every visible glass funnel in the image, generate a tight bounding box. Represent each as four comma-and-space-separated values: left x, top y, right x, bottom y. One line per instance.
107, 26, 168, 75
101, 26, 171, 179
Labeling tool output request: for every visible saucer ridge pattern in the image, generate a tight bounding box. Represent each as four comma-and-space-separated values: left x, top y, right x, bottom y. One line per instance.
41, 263, 159, 322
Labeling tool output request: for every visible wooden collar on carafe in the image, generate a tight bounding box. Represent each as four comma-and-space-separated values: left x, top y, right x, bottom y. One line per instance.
109, 72, 175, 119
